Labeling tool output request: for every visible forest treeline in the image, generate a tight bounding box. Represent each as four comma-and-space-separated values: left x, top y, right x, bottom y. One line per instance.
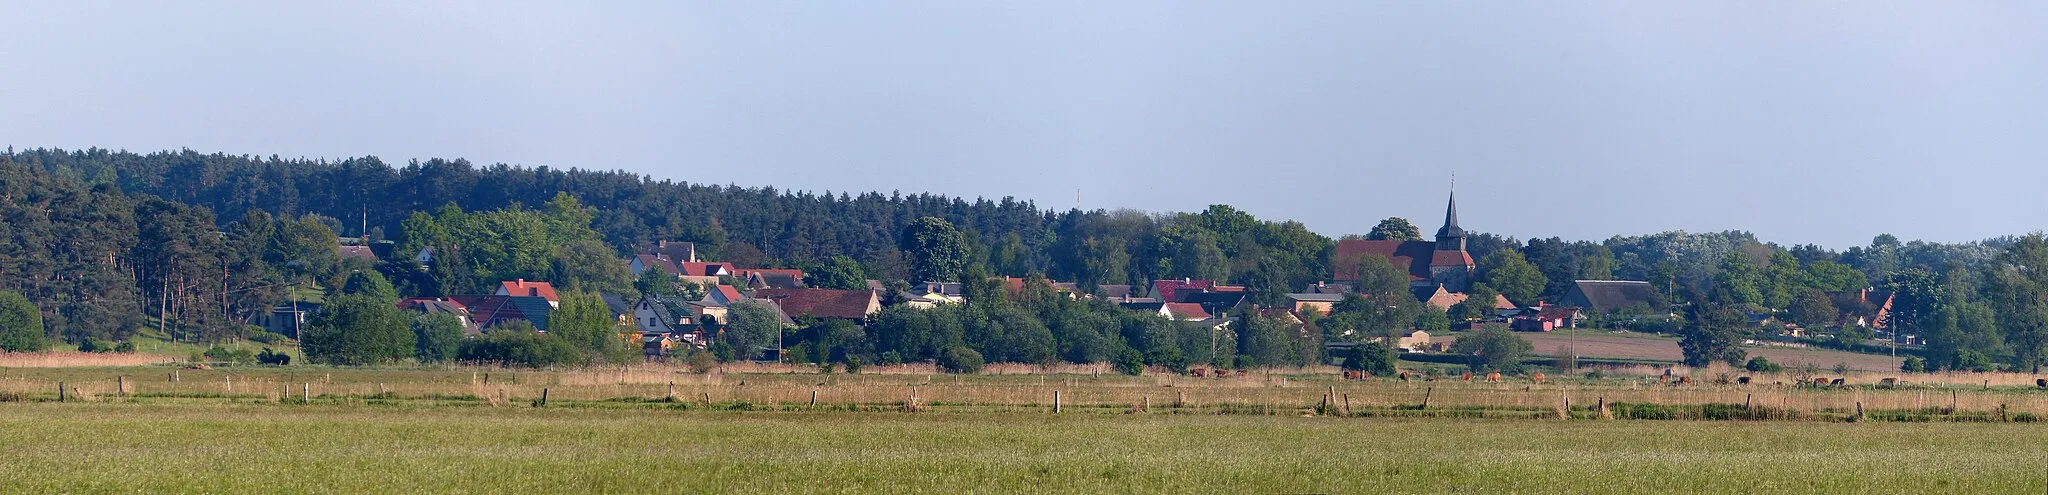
1, 148, 2044, 372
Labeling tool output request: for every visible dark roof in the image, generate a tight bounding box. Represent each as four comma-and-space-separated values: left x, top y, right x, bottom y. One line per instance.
1563, 280, 1658, 314
1094, 285, 1135, 298
1299, 281, 1353, 294
337, 245, 378, 263
1435, 190, 1465, 240
450, 295, 554, 330
1119, 301, 1166, 312
750, 289, 876, 320
650, 240, 695, 263
1286, 293, 1347, 303
915, 282, 965, 297
600, 293, 633, 316
1333, 239, 1438, 282
634, 254, 680, 275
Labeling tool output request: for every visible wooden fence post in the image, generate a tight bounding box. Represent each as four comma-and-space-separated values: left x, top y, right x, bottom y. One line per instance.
303, 383, 311, 404
57, 382, 65, 402
225, 375, 232, 395
1421, 387, 1433, 410
1053, 390, 1062, 414
1596, 396, 1609, 420
117, 376, 126, 397
810, 390, 818, 408
171, 369, 179, 382
667, 381, 676, 401
1176, 391, 1185, 408
1745, 393, 1753, 416
1856, 401, 1864, 421
1342, 393, 1352, 416
539, 388, 548, 407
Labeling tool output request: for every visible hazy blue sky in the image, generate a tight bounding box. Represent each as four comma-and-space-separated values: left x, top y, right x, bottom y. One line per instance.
3, 2, 2044, 248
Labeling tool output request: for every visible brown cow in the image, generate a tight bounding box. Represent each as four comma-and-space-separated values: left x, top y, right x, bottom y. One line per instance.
1676, 376, 1692, 385
1532, 372, 1546, 384
1486, 372, 1503, 383
1190, 368, 1206, 378
1343, 370, 1362, 380
1813, 378, 1831, 387
1878, 377, 1897, 388
1461, 372, 1474, 382
1398, 371, 1411, 382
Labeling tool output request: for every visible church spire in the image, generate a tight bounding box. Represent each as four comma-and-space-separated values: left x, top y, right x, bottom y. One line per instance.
1435, 188, 1466, 252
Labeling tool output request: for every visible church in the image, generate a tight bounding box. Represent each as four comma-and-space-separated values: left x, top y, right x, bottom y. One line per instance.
1331, 191, 1479, 304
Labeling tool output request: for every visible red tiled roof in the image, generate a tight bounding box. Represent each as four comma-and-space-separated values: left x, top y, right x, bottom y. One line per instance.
679, 262, 730, 277
1431, 250, 1476, 268
498, 279, 560, 302
713, 285, 744, 303
1163, 303, 1212, 321
1333, 240, 1435, 282
1150, 279, 1216, 302
750, 289, 877, 320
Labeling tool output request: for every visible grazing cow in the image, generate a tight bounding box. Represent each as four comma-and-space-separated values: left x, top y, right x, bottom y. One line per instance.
2037, 378, 2046, 389
1879, 378, 1897, 388
1190, 369, 1206, 378
1343, 370, 1361, 380
1813, 378, 1831, 387
1658, 374, 1671, 384
1486, 372, 1503, 383
1736, 376, 1752, 385
1676, 376, 1692, 385
1532, 372, 1546, 384
1398, 371, 1411, 382
1829, 378, 1845, 387
1461, 372, 1473, 382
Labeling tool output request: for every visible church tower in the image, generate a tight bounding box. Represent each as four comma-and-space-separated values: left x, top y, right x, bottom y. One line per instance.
1428, 190, 1475, 293
1435, 190, 1467, 252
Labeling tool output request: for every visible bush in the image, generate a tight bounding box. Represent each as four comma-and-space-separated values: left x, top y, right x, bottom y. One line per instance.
843, 358, 862, 375
457, 331, 583, 368
203, 345, 256, 364
77, 338, 118, 353
248, 331, 289, 345
113, 341, 136, 353
1340, 342, 1397, 376
937, 346, 984, 374
1745, 356, 1783, 373
256, 347, 291, 366
879, 351, 904, 366
1901, 357, 1927, 373
1112, 348, 1144, 376
1145, 347, 1189, 374
685, 348, 718, 373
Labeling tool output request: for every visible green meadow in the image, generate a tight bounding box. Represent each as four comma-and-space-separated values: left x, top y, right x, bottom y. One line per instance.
1, 401, 2043, 493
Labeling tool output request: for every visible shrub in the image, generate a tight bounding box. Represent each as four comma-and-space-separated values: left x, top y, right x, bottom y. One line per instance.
937, 346, 984, 374
1745, 356, 1783, 373
457, 331, 583, 368
1145, 347, 1189, 374
113, 341, 135, 353
1340, 342, 1397, 376
203, 345, 256, 364
1901, 357, 1927, 373
77, 338, 118, 353
248, 331, 289, 345
843, 357, 862, 375
256, 347, 291, 366
1112, 348, 1144, 376
879, 351, 904, 366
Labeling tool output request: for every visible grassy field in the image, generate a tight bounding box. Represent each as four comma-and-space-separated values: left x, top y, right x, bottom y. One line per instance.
1, 401, 2044, 493
1514, 330, 1904, 371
